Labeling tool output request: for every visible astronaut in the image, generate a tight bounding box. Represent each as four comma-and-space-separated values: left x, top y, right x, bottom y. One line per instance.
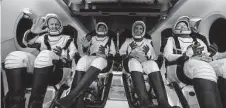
4, 13, 78, 108
190, 18, 226, 108
119, 21, 172, 108
163, 16, 222, 108
55, 22, 116, 108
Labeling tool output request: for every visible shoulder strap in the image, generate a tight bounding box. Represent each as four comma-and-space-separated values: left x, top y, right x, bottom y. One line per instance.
44, 34, 51, 50
103, 36, 112, 55
191, 36, 198, 44
191, 33, 209, 46
173, 36, 182, 54
63, 38, 73, 50
105, 36, 112, 48
125, 39, 130, 55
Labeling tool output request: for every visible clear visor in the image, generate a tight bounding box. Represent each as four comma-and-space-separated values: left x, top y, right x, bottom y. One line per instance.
47, 17, 62, 31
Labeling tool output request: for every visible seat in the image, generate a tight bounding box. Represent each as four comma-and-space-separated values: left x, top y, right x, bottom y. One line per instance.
83, 31, 116, 108
119, 29, 160, 108
46, 25, 81, 108
161, 28, 199, 108
51, 30, 116, 108
2, 25, 81, 108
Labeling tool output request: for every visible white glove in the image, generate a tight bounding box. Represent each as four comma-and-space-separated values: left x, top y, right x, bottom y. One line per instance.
30, 17, 48, 34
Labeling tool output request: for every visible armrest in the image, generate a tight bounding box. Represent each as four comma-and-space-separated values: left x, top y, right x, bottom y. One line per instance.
74, 53, 81, 64
165, 55, 189, 66
155, 55, 164, 68
52, 59, 72, 68
27, 43, 41, 51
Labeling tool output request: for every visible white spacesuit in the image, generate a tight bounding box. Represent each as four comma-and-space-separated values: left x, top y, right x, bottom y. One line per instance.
164, 16, 222, 108
4, 14, 78, 108
119, 36, 159, 73
55, 22, 116, 108
76, 22, 116, 72
119, 21, 172, 108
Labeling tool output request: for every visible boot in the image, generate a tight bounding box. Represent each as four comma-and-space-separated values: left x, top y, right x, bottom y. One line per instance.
28, 66, 53, 108
193, 78, 222, 108
2, 73, 5, 108
69, 71, 85, 108
148, 71, 171, 108
131, 71, 150, 108
4, 68, 27, 108
55, 66, 101, 108
218, 77, 226, 108
4, 93, 26, 108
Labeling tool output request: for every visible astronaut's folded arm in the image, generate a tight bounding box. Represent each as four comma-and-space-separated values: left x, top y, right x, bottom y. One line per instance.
145, 51, 152, 60
82, 42, 90, 48
68, 50, 76, 60
148, 44, 158, 60
67, 42, 78, 60
119, 45, 130, 59
22, 29, 42, 46
218, 51, 226, 59
109, 52, 115, 57
213, 52, 226, 60
163, 38, 183, 61
119, 49, 127, 57
198, 39, 211, 57
119, 39, 130, 56
164, 53, 183, 62
22, 30, 35, 45
109, 40, 116, 56
81, 37, 91, 48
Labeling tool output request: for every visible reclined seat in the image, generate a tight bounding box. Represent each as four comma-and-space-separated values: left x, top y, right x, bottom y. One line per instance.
69, 30, 116, 108
161, 28, 209, 108
119, 29, 164, 108
2, 25, 80, 108
38, 26, 115, 108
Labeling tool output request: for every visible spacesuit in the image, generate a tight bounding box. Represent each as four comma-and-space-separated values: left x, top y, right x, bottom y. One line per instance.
119, 21, 172, 108
4, 14, 78, 108
163, 16, 222, 108
55, 22, 116, 108
190, 17, 226, 108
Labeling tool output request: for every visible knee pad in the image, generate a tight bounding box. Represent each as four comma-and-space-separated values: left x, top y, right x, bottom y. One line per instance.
90, 57, 107, 70
142, 60, 160, 74
76, 55, 91, 71
5, 51, 35, 72
184, 59, 217, 82
128, 58, 143, 72
34, 50, 59, 68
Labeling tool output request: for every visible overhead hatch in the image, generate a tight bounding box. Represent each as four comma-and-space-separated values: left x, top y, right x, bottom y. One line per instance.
63, 0, 178, 16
